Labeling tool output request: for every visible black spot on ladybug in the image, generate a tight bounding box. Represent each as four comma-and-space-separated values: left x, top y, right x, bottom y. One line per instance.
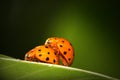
47, 42, 50, 44
39, 54, 42, 57
62, 40, 64, 43
38, 49, 41, 51
68, 58, 71, 61
53, 59, 56, 63
46, 57, 49, 61
45, 46, 48, 48
48, 52, 50, 54
68, 48, 71, 51
70, 43, 72, 46
63, 51, 67, 55
60, 45, 63, 47
54, 52, 57, 55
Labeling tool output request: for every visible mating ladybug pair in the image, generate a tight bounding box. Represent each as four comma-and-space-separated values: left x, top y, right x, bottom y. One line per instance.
25, 37, 74, 66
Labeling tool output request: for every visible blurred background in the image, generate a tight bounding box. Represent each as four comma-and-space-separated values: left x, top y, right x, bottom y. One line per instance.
1, 0, 120, 79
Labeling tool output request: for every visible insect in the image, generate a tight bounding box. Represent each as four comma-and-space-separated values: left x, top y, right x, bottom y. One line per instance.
25, 45, 59, 64
25, 37, 74, 66
45, 37, 74, 66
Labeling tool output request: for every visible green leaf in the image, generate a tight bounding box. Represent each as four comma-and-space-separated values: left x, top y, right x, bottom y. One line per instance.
0, 54, 14, 59
0, 54, 119, 80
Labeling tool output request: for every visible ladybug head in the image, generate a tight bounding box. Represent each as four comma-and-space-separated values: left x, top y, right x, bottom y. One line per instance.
25, 48, 39, 62
45, 37, 58, 48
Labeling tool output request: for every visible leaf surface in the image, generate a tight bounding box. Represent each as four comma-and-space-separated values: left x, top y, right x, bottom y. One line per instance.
0, 54, 119, 80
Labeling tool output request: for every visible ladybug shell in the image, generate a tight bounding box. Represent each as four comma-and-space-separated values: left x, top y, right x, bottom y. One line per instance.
45, 37, 74, 66
35, 45, 59, 64
25, 45, 59, 64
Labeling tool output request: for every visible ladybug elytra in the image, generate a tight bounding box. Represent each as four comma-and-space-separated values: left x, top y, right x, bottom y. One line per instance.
25, 37, 74, 66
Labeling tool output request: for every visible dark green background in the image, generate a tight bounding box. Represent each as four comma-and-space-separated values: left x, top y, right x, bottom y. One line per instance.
1, 0, 120, 79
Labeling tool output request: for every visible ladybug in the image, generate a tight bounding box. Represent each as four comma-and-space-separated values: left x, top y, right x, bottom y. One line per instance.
45, 37, 74, 66
25, 45, 59, 64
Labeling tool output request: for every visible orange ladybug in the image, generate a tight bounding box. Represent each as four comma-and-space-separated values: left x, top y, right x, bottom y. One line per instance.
25, 45, 59, 64
45, 37, 74, 66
